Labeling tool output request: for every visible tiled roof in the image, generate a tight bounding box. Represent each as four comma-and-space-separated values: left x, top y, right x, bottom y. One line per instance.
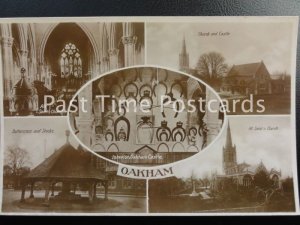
25, 143, 106, 181
228, 62, 262, 77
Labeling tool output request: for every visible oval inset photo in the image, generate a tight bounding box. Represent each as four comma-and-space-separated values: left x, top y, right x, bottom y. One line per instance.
68, 66, 226, 167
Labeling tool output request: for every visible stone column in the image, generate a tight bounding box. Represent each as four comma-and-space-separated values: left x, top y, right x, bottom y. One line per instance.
108, 24, 119, 70
75, 83, 93, 147
205, 89, 221, 144
108, 49, 119, 70
122, 23, 137, 67
1, 36, 14, 100
19, 49, 28, 78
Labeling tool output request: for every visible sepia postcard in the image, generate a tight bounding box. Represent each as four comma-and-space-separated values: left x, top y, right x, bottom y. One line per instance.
0, 16, 298, 215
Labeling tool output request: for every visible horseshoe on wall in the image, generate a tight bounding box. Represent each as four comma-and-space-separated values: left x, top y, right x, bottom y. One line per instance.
170, 81, 184, 98
116, 101, 128, 116
124, 82, 138, 98
120, 70, 137, 83
156, 121, 172, 141
114, 116, 130, 141
171, 122, 186, 142
187, 145, 199, 152
161, 92, 180, 118
172, 142, 186, 152
91, 143, 106, 152
188, 127, 197, 136
107, 143, 120, 152
139, 92, 153, 107
139, 67, 155, 82
153, 81, 168, 97
105, 129, 114, 141
157, 68, 169, 82
139, 84, 153, 97
157, 142, 170, 153
110, 83, 122, 97
103, 117, 114, 127
173, 131, 184, 142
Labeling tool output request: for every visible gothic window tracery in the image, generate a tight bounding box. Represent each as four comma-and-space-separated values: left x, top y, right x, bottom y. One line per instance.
60, 43, 82, 78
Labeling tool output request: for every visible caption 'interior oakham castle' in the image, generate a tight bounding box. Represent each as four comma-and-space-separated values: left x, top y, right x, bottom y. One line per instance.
210, 122, 282, 191
0, 22, 144, 116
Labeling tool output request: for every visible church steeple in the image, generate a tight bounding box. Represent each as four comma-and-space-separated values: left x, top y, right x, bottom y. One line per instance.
225, 121, 233, 149
181, 36, 187, 55
223, 121, 237, 175
179, 35, 189, 72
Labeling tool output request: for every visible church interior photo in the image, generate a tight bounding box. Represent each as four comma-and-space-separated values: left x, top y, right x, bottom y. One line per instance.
0, 22, 144, 116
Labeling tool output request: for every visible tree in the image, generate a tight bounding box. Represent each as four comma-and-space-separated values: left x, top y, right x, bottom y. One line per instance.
5, 145, 31, 188
196, 52, 228, 89
254, 170, 272, 189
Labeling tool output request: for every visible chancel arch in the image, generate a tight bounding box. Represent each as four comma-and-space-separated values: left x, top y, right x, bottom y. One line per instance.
39, 23, 100, 69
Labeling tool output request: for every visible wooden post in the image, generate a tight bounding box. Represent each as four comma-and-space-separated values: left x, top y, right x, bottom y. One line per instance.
88, 182, 94, 204
73, 183, 76, 194
43, 182, 50, 206
51, 183, 55, 196
104, 181, 108, 200
29, 182, 34, 198
20, 184, 26, 202
93, 182, 97, 201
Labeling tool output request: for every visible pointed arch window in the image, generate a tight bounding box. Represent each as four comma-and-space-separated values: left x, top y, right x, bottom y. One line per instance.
60, 43, 82, 78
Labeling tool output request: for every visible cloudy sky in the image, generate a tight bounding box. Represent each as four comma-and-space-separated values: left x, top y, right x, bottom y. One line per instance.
4, 117, 79, 168
173, 116, 294, 179
146, 21, 295, 75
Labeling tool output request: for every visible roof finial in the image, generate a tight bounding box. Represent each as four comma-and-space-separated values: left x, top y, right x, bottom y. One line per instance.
65, 130, 70, 143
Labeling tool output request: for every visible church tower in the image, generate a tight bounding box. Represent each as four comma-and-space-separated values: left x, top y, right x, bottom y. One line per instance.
223, 121, 237, 175
179, 36, 189, 73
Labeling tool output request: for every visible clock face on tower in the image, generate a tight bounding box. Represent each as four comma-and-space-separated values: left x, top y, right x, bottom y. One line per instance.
68, 66, 226, 167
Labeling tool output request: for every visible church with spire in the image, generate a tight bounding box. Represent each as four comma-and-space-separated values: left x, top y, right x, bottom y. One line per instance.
223, 122, 237, 175
179, 36, 190, 73
211, 120, 282, 191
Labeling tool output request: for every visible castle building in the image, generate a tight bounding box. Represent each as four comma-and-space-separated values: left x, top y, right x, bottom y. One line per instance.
211, 121, 282, 191
221, 61, 272, 95
1, 22, 144, 116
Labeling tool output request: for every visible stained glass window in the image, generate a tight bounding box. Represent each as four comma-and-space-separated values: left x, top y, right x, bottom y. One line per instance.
60, 43, 82, 78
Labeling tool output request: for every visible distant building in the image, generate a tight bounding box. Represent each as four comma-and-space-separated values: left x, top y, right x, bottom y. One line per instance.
270, 74, 291, 94
221, 61, 272, 95
178, 38, 290, 96
211, 122, 282, 191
